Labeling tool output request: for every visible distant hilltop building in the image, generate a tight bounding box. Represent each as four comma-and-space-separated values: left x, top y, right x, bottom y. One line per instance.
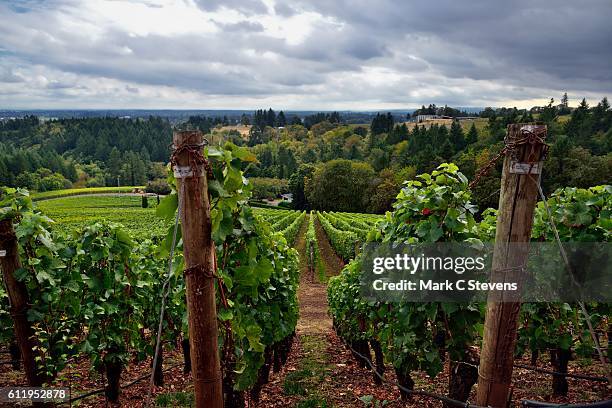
415, 114, 444, 122
39, 117, 58, 122
414, 114, 454, 122
414, 114, 478, 123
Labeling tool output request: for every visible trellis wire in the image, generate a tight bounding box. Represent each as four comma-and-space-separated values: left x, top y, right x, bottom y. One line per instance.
521, 400, 612, 407
467, 131, 611, 387
146, 181, 184, 406
529, 175, 611, 386
451, 360, 608, 382
347, 341, 611, 408
57, 362, 183, 405
346, 342, 487, 408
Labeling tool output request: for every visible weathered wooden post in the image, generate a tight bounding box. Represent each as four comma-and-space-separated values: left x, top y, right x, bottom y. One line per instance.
476, 123, 547, 407
172, 130, 223, 408
0, 219, 44, 387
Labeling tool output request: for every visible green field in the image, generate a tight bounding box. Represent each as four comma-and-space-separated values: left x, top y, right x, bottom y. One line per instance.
35, 192, 379, 247
37, 195, 169, 238
36, 194, 305, 240
32, 186, 144, 201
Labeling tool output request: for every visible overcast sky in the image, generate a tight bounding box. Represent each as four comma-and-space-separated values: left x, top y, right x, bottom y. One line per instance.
0, 0, 611, 110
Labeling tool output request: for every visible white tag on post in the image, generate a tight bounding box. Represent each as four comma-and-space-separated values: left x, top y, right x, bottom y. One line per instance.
173, 166, 202, 179
509, 161, 542, 175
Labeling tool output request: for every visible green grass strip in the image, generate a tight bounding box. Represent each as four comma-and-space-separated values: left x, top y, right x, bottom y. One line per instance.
32, 186, 144, 201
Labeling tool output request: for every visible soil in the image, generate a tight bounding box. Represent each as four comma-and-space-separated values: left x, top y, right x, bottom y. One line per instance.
294, 215, 337, 335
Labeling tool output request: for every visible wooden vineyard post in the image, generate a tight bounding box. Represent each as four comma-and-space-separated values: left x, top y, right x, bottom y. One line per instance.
0, 219, 44, 387
476, 123, 547, 407
172, 130, 223, 408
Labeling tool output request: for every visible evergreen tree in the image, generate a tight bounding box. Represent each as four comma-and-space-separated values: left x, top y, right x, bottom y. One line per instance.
248, 127, 265, 146
329, 111, 341, 123
139, 146, 151, 162
370, 113, 394, 136
540, 98, 558, 123
253, 109, 267, 130
592, 97, 611, 133
439, 139, 454, 160
288, 164, 314, 210
387, 123, 409, 145
565, 98, 590, 144
108, 147, 123, 182
0, 158, 11, 185
450, 120, 466, 151
433, 124, 449, 147
266, 108, 276, 127
466, 123, 478, 145
561, 92, 569, 108
120, 151, 147, 186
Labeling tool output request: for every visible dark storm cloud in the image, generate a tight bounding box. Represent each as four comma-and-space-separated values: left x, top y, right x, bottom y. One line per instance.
278, 26, 389, 62
288, 0, 612, 91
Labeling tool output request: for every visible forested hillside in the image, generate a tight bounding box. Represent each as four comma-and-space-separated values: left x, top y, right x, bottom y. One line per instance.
244, 99, 611, 212
1, 98, 610, 212
0, 116, 171, 191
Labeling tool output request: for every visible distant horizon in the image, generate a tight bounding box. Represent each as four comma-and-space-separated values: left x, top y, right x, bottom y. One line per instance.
0, 98, 601, 114
0, 107, 480, 113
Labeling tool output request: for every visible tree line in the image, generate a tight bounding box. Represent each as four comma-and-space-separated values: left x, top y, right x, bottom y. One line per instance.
246, 97, 611, 214
413, 104, 474, 117
0, 116, 172, 191
1, 97, 609, 203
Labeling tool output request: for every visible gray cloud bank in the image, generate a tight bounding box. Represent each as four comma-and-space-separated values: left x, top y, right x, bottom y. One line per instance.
0, 0, 611, 109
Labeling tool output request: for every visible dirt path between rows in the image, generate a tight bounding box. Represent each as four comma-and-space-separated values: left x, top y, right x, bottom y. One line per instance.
257, 213, 415, 407
313, 214, 345, 279
294, 214, 340, 335
256, 214, 409, 407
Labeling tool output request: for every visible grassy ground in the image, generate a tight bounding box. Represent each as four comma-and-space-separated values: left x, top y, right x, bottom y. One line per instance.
37, 194, 169, 238
32, 186, 144, 201
282, 335, 333, 407
35, 194, 298, 239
